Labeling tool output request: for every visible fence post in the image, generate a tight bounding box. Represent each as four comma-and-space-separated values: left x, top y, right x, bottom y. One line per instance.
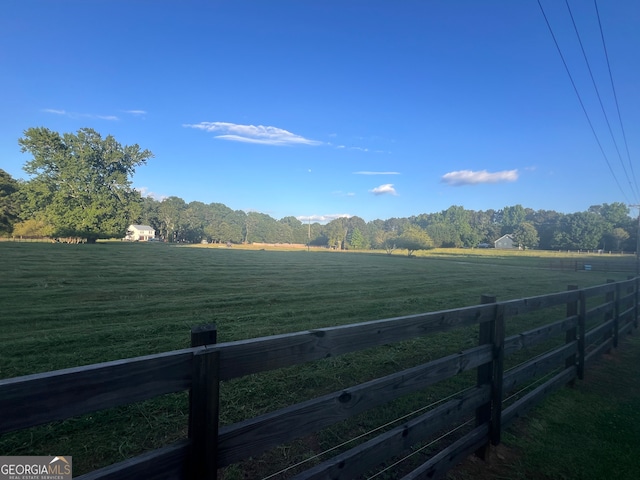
475, 294, 496, 460
614, 282, 621, 348
566, 285, 579, 386
490, 304, 505, 446
191, 324, 218, 347
189, 324, 219, 480
605, 279, 615, 353
634, 276, 639, 330
578, 290, 586, 380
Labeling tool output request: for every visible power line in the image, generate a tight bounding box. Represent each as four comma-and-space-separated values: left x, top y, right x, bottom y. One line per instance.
593, 0, 640, 200
536, 0, 630, 204
564, 0, 639, 203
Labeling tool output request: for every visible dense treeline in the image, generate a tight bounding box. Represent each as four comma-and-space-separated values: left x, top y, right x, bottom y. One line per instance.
3, 165, 635, 252
1, 128, 636, 252
132, 197, 636, 252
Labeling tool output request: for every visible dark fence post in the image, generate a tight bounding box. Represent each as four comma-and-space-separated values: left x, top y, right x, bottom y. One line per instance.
626, 276, 635, 335
490, 304, 505, 446
566, 285, 579, 386
189, 324, 219, 480
605, 279, 615, 353
475, 294, 496, 460
634, 276, 639, 330
191, 324, 218, 347
578, 290, 586, 380
614, 282, 621, 348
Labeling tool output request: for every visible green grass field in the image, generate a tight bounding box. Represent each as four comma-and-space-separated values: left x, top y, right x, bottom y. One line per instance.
0, 242, 636, 477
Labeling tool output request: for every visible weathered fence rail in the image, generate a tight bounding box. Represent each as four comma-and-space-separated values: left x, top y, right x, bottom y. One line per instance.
1, 277, 638, 479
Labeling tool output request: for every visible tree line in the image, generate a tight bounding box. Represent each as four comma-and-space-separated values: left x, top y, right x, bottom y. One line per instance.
0, 127, 636, 253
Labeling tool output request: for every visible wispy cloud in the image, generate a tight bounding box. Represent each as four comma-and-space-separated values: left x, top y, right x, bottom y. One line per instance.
183, 121, 321, 146
124, 110, 147, 116
332, 190, 356, 197
441, 169, 518, 186
42, 109, 119, 121
369, 184, 398, 196
354, 171, 400, 175
296, 213, 352, 223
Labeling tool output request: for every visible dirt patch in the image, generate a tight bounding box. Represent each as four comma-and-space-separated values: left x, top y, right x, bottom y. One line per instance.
446, 439, 526, 480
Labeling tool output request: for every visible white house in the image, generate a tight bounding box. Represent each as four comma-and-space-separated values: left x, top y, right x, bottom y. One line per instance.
125, 225, 156, 241
494, 234, 518, 250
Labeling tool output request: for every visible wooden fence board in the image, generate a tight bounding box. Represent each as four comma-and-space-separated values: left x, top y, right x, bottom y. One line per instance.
0, 349, 195, 434
585, 338, 614, 364
292, 386, 490, 480
584, 319, 615, 345
217, 345, 493, 466
399, 424, 490, 480
73, 440, 189, 480
501, 366, 576, 427
503, 316, 578, 356
502, 342, 577, 394
213, 305, 495, 381
619, 318, 635, 336
620, 291, 636, 307
581, 283, 617, 297
584, 301, 614, 322
500, 290, 578, 316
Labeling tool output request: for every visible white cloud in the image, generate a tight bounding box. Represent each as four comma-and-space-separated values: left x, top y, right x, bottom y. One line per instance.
183, 121, 321, 146
441, 169, 518, 186
42, 109, 119, 121
353, 171, 400, 175
296, 213, 352, 223
331, 191, 356, 197
125, 110, 147, 116
369, 184, 398, 196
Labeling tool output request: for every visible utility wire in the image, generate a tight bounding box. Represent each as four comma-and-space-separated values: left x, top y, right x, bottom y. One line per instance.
536, 0, 630, 204
564, 0, 639, 203
593, 0, 640, 199
259, 386, 474, 480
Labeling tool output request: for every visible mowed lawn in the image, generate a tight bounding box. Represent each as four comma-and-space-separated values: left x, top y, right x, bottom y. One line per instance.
0, 242, 635, 476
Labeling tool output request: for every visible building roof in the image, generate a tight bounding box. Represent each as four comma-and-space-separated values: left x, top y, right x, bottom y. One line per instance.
129, 225, 154, 231
495, 234, 514, 242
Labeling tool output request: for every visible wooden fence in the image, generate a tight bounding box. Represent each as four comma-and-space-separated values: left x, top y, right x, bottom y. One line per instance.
1, 277, 638, 479
549, 258, 638, 273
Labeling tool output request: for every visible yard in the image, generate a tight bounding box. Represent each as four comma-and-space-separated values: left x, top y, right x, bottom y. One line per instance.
0, 242, 635, 477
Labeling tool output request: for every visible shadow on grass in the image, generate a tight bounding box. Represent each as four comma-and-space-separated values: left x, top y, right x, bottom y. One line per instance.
448, 331, 640, 480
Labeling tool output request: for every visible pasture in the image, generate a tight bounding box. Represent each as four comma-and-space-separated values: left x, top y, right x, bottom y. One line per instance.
0, 242, 635, 476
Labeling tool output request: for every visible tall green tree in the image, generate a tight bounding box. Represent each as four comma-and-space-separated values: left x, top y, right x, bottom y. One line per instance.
530, 209, 563, 250
396, 225, 434, 257
18, 127, 152, 241
552, 212, 606, 250
0, 169, 19, 235
500, 204, 527, 234
348, 228, 369, 249
323, 218, 349, 249
513, 222, 539, 249
157, 196, 186, 242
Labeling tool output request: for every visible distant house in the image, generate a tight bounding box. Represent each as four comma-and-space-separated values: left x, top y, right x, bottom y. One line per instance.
125, 225, 156, 241
494, 234, 518, 250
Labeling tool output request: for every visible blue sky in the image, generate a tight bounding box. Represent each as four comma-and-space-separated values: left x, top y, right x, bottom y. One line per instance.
2, 1, 639, 223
